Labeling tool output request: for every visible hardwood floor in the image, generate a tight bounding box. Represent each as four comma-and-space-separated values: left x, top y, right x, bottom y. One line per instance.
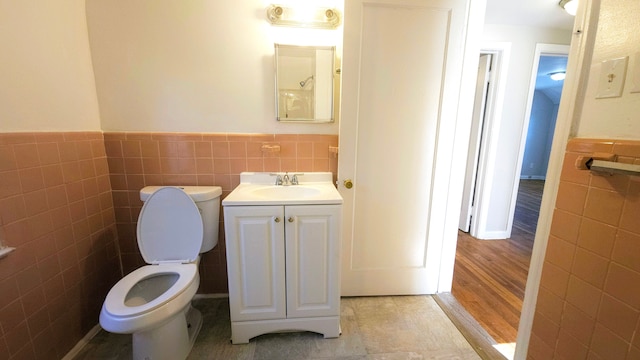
451, 180, 543, 344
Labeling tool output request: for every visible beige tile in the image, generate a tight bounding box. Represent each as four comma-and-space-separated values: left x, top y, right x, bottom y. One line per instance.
561, 152, 591, 185
571, 248, 609, 288
584, 187, 625, 226
597, 294, 639, 342
565, 139, 614, 153
555, 330, 588, 360
620, 179, 640, 234
565, 275, 602, 318
605, 263, 640, 310
528, 334, 555, 360
19, 167, 45, 192
37, 143, 61, 166
545, 235, 575, 272
123, 158, 143, 174
75, 141, 93, 160
58, 142, 79, 162
213, 141, 232, 159
550, 209, 582, 244
612, 140, 640, 157
612, 230, 640, 273
246, 142, 263, 158
194, 141, 212, 158
531, 311, 560, 349
560, 302, 595, 345
556, 181, 588, 215
577, 218, 617, 257
536, 287, 564, 324
589, 324, 629, 360
590, 172, 630, 193
297, 142, 313, 158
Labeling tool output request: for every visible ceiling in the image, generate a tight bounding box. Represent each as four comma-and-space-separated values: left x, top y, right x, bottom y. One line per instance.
485, 0, 576, 31
485, 0, 575, 104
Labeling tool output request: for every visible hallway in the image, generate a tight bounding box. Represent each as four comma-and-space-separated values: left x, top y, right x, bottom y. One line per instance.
452, 180, 543, 344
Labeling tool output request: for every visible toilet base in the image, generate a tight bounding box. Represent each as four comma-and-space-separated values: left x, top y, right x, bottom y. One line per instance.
132, 304, 202, 360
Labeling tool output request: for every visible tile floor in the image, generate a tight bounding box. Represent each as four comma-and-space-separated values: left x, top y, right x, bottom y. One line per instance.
73, 296, 480, 360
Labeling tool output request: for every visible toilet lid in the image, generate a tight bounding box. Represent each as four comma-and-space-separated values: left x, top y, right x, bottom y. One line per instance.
137, 187, 203, 264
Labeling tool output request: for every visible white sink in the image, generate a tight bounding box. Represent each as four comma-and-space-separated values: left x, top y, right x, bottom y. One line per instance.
222, 172, 343, 206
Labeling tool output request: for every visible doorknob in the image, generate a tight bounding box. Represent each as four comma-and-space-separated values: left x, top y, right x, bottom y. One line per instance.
343, 179, 353, 189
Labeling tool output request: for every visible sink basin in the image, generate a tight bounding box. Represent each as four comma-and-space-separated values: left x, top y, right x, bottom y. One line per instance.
249, 186, 322, 199
222, 172, 343, 206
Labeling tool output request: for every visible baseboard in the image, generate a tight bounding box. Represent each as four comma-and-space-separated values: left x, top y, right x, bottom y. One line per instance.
61, 323, 102, 360
194, 293, 229, 299
433, 293, 507, 360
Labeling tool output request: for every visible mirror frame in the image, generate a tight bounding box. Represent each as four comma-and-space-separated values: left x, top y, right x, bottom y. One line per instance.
274, 44, 336, 123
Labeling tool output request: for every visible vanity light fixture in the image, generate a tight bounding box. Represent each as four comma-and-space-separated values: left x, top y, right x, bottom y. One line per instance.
267, 4, 341, 29
559, 0, 578, 16
549, 71, 566, 81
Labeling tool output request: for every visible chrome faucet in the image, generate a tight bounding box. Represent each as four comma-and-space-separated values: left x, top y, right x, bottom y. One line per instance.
274, 174, 283, 185
282, 172, 290, 186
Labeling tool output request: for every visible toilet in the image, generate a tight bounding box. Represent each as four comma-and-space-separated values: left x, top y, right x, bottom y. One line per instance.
100, 185, 222, 360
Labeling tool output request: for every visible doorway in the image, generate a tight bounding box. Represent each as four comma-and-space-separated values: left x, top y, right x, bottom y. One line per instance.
452, 45, 569, 356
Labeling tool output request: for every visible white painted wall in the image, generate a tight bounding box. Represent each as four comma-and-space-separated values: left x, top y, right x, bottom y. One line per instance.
0, 0, 101, 132
85, 0, 343, 134
479, 24, 571, 235
575, 0, 640, 138
518, 1, 640, 357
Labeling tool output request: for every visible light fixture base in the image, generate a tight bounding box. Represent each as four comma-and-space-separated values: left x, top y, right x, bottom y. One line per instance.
559, 0, 578, 16
267, 4, 341, 29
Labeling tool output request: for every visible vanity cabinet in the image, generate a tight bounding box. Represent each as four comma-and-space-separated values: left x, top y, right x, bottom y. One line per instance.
224, 204, 341, 344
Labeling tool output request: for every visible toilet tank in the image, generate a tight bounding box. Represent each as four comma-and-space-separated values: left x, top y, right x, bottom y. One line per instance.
140, 186, 223, 253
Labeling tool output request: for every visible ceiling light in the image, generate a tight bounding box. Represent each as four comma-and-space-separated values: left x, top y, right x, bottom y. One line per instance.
559, 0, 578, 16
549, 72, 566, 81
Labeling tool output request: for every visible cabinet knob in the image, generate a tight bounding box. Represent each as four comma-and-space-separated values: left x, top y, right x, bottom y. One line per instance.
288, 217, 294, 223
274, 217, 281, 223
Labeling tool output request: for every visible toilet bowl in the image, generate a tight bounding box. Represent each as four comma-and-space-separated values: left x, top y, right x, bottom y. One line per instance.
100, 185, 221, 360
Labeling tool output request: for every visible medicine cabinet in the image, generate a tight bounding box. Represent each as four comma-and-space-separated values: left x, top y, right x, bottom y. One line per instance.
274, 44, 335, 123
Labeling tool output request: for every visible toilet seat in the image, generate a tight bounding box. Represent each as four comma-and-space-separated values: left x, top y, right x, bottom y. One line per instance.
103, 263, 198, 318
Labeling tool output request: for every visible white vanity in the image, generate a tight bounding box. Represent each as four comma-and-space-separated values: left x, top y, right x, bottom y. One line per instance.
222, 172, 343, 344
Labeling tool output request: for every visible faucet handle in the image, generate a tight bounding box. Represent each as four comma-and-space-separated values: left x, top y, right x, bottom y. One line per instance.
291, 173, 304, 185
269, 172, 283, 185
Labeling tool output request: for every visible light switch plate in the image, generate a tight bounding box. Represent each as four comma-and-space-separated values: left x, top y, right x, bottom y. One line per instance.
596, 56, 628, 98
631, 52, 640, 93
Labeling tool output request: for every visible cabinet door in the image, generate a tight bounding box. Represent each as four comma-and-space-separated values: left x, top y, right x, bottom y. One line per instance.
224, 206, 285, 321
285, 205, 341, 318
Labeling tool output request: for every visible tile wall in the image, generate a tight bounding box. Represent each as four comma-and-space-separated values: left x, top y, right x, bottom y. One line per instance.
528, 138, 640, 359
0, 132, 120, 360
103, 132, 338, 293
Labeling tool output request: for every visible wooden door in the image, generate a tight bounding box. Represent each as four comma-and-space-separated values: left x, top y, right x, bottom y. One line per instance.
338, 0, 474, 295
459, 54, 492, 232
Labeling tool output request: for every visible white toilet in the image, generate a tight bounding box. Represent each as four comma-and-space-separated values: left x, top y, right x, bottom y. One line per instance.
100, 185, 222, 360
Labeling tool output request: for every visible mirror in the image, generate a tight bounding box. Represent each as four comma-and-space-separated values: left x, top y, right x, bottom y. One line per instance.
275, 44, 335, 123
